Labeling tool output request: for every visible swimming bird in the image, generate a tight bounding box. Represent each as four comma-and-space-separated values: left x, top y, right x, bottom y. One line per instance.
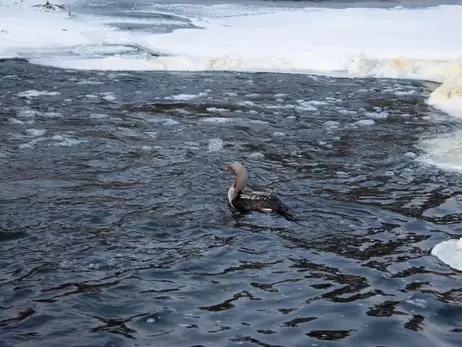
224, 162, 294, 220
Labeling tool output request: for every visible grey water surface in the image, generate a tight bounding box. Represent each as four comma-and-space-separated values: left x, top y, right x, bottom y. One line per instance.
1, 58, 462, 346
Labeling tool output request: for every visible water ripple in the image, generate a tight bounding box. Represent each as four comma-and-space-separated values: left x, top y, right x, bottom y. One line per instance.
1, 59, 462, 347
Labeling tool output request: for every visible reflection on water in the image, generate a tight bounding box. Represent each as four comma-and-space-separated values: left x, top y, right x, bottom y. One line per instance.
1, 59, 462, 347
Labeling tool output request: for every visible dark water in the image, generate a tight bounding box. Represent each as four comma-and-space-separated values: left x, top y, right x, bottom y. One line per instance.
1, 59, 462, 347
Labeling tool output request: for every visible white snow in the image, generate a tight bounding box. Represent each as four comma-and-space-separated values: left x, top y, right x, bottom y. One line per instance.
432, 238, 462, 271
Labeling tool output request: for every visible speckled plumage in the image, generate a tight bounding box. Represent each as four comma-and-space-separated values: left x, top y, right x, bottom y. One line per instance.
224, 162, 294, 221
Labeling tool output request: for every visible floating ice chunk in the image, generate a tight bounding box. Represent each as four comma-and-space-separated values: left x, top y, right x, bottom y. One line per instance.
77, 79, 104, 85
310, 100, 327, 106
54, 138, 86, 147
8, 118, 24, 125
299, 100, 327, 106
338, 109, 357, 116
249, 152, 264, 159
143, 116, 179, 125
199, 117, 232, 123
405, 298, 427, 308
319, 141, 333, 149
25, 129, 46, 136
395, 90, 416, 96
432, 238, 462, 271
101, 93, 117, 102
146, 318, 156, 324
89, 113, 109, 119
19, 138, 44, 149
19, 141, 35, 149
250, 119, 268, 125
263, 105, 292, 110
17, 109, 41, 118
206, 107, 229, 113
164, 119, 180, 126
404, 152, 417, 158
208, 138, 224, 152
365, 111, 389, 119
323, 121, 340, 128
165, 93, 207, 101
336, 171, 349, 178
17, 90, 60, 98
296, 105, 317, 112
51, 135, 85, 147
417, 130, 462, 173
237, 101, 255, 106
173, 108, 190, 115
355, 119, 375, 126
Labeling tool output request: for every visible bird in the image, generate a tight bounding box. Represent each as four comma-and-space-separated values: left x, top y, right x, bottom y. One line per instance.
224, 162, 294, 221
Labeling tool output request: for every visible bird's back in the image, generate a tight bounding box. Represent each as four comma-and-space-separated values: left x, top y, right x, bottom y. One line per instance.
232, 188, 294, 221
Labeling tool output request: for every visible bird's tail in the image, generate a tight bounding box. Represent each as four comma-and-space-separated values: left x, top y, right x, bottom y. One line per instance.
278, 207, 296, 222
